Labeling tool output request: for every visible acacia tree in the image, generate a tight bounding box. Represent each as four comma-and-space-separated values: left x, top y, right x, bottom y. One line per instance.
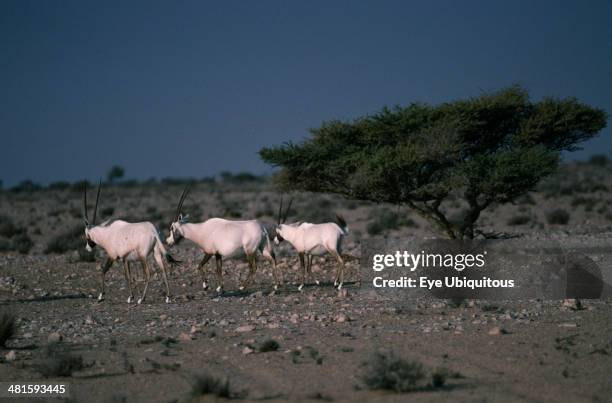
259, 87, 607, 239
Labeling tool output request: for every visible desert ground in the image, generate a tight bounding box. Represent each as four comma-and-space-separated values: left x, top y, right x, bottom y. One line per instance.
0, 162, 611, 402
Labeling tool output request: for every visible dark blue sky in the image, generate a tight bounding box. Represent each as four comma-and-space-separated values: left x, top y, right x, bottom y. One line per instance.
2, 1, 611, 186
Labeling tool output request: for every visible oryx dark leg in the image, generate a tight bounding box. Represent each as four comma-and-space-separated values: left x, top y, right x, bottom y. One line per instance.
307, 254, 319, 286
98, 257, 114, 302
137, 257, 151, 304
197, 253, 212, 290
122, 260, 135, 303
332, 251, 345, 290
240, 255, 258, 290
214, 253, 224, 293
298, 252, 306, 291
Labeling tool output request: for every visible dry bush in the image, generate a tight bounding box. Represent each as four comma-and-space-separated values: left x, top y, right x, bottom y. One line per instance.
258, 339, 280, 353
0, 313, 16, 348
361, 352, 451, 393
507, 215, 531, 226
546, 209, 570, 225
190, 372, 232, 398
38, 345, 85, 377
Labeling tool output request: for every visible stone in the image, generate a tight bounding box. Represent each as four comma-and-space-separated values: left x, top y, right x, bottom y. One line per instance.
47, 332, 63, 344
235, 325, 255, 333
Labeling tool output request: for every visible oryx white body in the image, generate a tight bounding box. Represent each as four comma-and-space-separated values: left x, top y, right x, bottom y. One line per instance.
275, 219, 348, 290
167, 217, 278, 292
86, 220, 174, 304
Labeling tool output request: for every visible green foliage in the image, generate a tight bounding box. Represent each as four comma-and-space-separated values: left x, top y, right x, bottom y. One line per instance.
260, 87, 606, 238
361, 352, 427, 392
367, 208, 417, 236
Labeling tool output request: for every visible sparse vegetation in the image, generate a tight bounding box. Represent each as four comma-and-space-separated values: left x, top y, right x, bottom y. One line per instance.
507, 215, 531, 226
38, 346, 85, 377
107, 165, 125, 183
258, 339, 280, 352
190, 372, 232, 398
0, 313, 16, 348
546, 209, 570, 225
44, 225, 95, 261
361, 352, 448, 393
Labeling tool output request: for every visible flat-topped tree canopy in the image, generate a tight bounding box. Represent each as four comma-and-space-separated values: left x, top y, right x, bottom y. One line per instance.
259, 86, 607, 239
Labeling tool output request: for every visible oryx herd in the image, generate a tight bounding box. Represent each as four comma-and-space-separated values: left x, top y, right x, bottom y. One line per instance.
82, 182, 349, 304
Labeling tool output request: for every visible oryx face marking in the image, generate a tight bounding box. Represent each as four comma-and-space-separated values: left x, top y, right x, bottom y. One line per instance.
84, 227, 97, 251
166, 220, 184, 246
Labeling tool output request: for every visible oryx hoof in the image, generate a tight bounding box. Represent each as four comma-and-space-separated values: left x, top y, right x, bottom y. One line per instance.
315, 280, 320, 286
215, 286, 223, 293
298, 284, 304, 292
337, 283, 343, 290
273, 284, 279, 291
127, 296, 133, 304
137, 298, 144, 304
333, 281, 338, 287
97, 293, 105, 302
203, 282, 209, 290
239, 285, 245, 291
165, 296, 171, 304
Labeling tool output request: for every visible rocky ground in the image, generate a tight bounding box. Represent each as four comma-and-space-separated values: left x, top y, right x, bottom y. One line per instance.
0, 162, 611, 402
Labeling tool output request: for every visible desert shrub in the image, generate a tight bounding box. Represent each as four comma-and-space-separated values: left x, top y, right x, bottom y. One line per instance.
546, 209, 570, 225
100, 206, 115, 217
0, 215, 19, 238
361, 352, 426, 392
38, 346, 84, 377
516, 193, 536, 205
191, 372, 231, 398
258, 339, 280, 353
0, 313, 16, 348
0, 239, 11, 252
589, 154, 609, 167
367, 208, 418, 236
11, 180, 42, 193
507, 215, 531, 226
48, 181, 71, 190
12, 232, 33, 254
45, 225, 87, 256
70, 180, 91, 192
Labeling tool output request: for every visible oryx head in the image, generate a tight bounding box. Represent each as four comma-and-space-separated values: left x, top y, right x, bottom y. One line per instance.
83, 180, 101, 252
273, 196, 293, 245
166, 185, 190, 246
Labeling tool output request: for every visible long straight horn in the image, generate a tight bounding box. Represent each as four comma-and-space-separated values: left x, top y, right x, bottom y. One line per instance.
83, 183, 89, 224
282, 198, 293, 223
92, 179, 102, 225
277, 196, 284, 225
175, 185, 190, 221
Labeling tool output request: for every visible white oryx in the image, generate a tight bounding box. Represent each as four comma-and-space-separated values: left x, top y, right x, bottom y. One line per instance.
83, 182, 178, 304
273, 198, 349, 290
166, 186, 278, 293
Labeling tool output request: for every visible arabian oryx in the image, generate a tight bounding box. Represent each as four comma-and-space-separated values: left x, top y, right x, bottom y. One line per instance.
273, 198, 349, 290
166, 187, 278, 293
83, 182, 178, 304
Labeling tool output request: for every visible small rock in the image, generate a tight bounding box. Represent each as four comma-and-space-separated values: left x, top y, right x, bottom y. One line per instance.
242, 346, 254, 355
289, 314, 299, 324
4, 350, 17, 362
178, 332, 192, 341
335, 313, 350, 323
562, 299, 582, 311
337, 288, 348, 298
488, 326, 508, 336
47, 332, 63, 344
558, 323, 578, 328
84, 315, 96, 325
160, 314, 168, 321
235, 325, 255, 333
